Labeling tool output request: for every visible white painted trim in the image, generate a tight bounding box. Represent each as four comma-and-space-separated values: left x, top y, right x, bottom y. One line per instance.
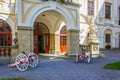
18, 1, 79, 30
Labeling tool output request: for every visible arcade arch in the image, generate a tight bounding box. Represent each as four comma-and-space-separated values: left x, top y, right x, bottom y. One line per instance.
17, 2, 80, 55
34, 10, 68, 54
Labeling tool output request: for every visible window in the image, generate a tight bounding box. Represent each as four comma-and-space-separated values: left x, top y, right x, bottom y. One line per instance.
60, 26, 66, 45
105, 3, 111, 19
60, 36, 66, 45
105, 34, 110, 43
88, 0, 94, 16
0, 19, 12, 46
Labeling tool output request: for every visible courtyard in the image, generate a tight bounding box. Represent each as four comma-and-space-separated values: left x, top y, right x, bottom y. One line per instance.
0, 50, 120, 80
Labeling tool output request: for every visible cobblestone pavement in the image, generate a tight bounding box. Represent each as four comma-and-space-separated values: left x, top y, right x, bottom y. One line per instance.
0, 50, 120, 80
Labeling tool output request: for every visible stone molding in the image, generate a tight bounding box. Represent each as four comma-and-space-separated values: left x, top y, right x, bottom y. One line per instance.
18, 26, 33, 30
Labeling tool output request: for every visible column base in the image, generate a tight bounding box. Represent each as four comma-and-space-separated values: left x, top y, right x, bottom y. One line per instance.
92, 53, 101, 58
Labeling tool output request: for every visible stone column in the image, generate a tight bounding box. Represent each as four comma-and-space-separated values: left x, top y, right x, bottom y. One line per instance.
49, 33, 55, 54
67, 29, 79, 55
55, 34, 61, 54
18, 27, 33, 52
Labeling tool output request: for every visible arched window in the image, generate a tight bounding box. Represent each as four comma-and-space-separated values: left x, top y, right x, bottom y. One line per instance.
0, 19, 12, 46
60, 26, 66, 45
60, 26, 67, 53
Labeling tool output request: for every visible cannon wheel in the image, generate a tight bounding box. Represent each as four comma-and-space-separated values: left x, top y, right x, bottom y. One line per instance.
87, 56, 91, 63
28, 52, 39, 67
15, 53, 29, 71
87, 52, 91, 63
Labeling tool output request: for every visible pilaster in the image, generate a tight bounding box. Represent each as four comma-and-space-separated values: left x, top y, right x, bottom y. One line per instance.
55, 34, 61, 54
18, 27, 33, 52
49, 33, 55, 53
67, 29, 79, 55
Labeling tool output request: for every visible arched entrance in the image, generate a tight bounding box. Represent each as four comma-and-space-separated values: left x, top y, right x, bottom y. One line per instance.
34, 22, 50, 54
18, 1, 80, 55
33, 10, 69, 54
0, 19, 12, 56
104, 29, 113, 49
60, 25, 67, 53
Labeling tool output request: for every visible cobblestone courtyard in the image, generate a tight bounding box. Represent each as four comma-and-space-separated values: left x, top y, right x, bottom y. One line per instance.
0, 50, 120, 80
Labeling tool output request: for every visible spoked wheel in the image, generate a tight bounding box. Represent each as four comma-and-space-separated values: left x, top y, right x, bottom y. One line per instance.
28, 52, 39, 67
87, 52, 91, 63
15, 53, 29, 71
87, 56, 91, 63
79, 56, 84, 62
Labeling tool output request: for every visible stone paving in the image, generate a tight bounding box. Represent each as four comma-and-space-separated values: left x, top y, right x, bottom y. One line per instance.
0, 50, 120, 80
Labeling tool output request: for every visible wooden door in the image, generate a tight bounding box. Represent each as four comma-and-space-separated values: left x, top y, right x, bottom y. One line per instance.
60, 34, 67, 53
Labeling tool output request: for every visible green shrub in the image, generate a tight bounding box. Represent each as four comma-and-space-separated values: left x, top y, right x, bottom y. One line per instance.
0, 77, 25, 80
103, 62, 120, 70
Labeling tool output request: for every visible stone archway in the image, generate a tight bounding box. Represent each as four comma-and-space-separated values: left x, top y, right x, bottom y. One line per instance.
33, 10, 68, 54
17, 1, 80, 55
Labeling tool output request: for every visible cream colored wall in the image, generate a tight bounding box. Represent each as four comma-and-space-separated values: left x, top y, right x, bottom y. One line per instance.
17, 0, 80, 29
15, 0, 80, 55
80, 0, 120, 49
80, 0, 119, 25
0, 0, 16, 14
0, 0, 17, 45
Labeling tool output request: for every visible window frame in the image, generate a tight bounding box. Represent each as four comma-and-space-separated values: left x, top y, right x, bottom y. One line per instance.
88, 0, 95, 16
105, 34, 111, 43
0, 19, 12, 47
105, 2, 111, 19
60, 26, 67, 46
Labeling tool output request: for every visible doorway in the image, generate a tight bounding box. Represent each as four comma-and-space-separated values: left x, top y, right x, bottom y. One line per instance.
60, 26, 67, 53
38, 35, 45, 53
34, 22, 50, 54
104, 29, 112, 49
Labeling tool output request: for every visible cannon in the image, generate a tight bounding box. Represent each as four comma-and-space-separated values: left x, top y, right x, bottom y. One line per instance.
8, 51, 39, 71
76, 51, 91, 63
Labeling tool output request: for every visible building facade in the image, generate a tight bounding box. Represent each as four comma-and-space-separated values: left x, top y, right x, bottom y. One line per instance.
0, 0, 80, 58
1, 0, 120, 61
80, 0, 120, 50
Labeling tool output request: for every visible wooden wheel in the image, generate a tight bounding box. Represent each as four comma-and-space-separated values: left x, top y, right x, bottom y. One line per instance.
87, 51, 91, 63
15, 53, 29, 71
28, 52, 39, 67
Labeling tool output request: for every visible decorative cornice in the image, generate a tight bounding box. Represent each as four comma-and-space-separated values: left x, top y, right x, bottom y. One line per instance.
42, 0, 80, 7
18, 26, 33, 30
67, 29, 80, 32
